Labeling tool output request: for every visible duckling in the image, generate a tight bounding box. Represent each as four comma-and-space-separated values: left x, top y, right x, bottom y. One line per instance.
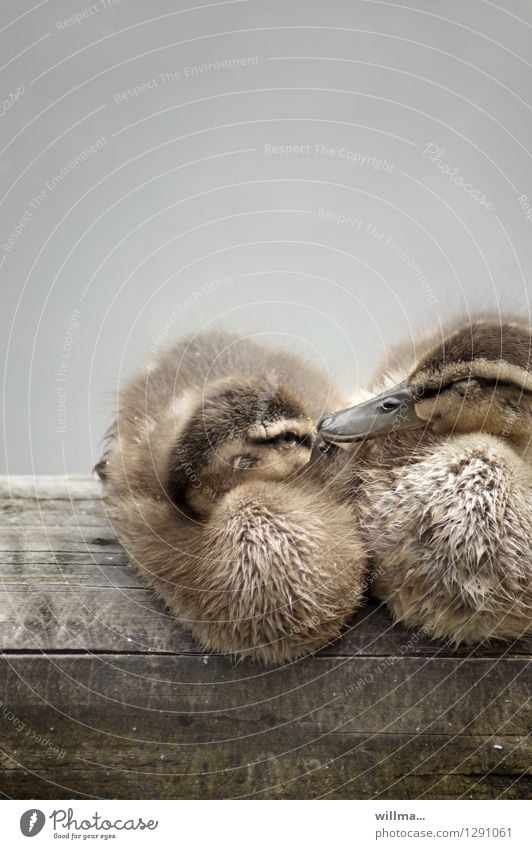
97, 330, 367, 664
319, 316, 532, 644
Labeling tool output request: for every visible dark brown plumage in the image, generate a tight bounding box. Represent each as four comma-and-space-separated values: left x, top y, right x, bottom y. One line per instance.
414, 319, 532, 389
97, 331, 367, 664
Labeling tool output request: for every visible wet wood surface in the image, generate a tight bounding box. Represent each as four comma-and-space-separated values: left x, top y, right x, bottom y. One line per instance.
0, 476, 530, 799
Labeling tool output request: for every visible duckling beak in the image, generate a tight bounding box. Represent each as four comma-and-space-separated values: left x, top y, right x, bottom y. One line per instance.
318, 382, 424, 442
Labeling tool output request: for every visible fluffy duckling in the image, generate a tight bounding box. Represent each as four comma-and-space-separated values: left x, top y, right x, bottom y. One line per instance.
97, 331, 367, 664
319, 316, 532, 644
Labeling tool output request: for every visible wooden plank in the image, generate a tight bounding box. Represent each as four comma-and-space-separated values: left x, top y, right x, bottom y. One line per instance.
0, 476, 100, 500
0, 735, 529, 800
0, 654, 529, 799
1, 586, 530, 657
0, 504, 111, 528
0, 587, 190, 652
0, 549, 128, 566
0, 655, 529, 737
0, 526, 121, 553
0, 554, 142, 588
0, 476, 530, 799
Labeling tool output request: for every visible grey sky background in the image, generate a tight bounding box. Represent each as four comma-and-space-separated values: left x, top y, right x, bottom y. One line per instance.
1, 0, 532, 474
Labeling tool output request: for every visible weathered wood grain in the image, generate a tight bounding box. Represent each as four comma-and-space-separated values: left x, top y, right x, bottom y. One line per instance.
0, 476, 530, 800
1, 733, 529, 800
1, 654, 530, 735
0, 653, 530, 799
1, 587, 531, 657
0, 476, 100, 499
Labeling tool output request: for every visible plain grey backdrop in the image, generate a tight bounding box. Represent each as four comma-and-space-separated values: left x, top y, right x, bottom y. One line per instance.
1, 0, 532, 474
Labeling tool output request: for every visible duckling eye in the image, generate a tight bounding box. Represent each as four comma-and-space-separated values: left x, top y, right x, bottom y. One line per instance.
279, 431, 298, 445
453, 378, 480, 396
379, 397, 402, 412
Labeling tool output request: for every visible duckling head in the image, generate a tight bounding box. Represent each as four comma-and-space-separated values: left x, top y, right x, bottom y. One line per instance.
319, 318, 532, 445
167, 376, 316, 517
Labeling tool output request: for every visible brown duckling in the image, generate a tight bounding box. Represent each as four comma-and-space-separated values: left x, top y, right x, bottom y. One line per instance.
97, 330, 367, 664
319, 316, 532, 645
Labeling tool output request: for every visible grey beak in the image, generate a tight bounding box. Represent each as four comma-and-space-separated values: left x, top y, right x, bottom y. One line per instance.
318, 382, 424, 443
